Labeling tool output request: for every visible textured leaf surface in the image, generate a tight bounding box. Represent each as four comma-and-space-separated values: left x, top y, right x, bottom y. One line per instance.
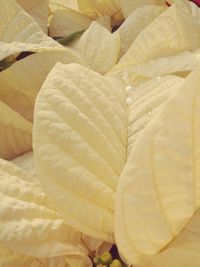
33, 63, 127, 242
0, 0, 63, 60
0, 159, 86, 262
76, 22, 120, 74
0, 50, 84, 122
112, 0, 200, 73
115, 67, 200, 264
0, 102, 32, 160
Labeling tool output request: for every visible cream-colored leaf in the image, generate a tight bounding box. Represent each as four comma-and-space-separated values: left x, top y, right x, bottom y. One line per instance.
0, 158, 87, 262
115, 66, 200, 265
33, 63, 127, 242
16, 0, 48, 33
119, 0, 165, 18
0, 50, 84, 122
0, 102, 32, 160
76, 21, 120, 74
111, 0, 200, 73
118, 5, 166, 57
0, 0, 63, 60
49, 8, 91, 38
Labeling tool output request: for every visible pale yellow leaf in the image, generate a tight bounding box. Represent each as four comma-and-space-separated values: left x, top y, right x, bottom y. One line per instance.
11, 152, 37, 182
33, 63, 127, 242
96, 15, 111, 31
115, 66, 200, 265
0, 159, 87, 262
77, 0, 123, 21
0, 245, 38, 267
0, 102, 32, 160
49, 0, 79, 13
77, 0, 98, 19
119, 50, 200, 85
111, 0, 200, 73
0, 0, 63, 60
49, 8, 91, 38
76, 21, 120, 74
119, 0, 165, 18
190, 1, 200, 21
0, 50, 84, 122
138, 210, 200, 267
127, 75, 184, 154
16, 0, 49, 33
118, 5, 166, 57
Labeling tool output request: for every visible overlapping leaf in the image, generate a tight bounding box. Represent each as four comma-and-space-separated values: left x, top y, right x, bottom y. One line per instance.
76, 22, 120, 74
0, 246, 37, 267
49, 0, 79, 12
33, 63, 127, 242
0, 50, 84, 122
121, 50, 200, 85
0, 0, 64, 61
111, 0, 200, 73
138, 210, 200, 267
77, 0, 123, 21
119, 0, 165, 18
115, 66, 200, 265
0, 102, 32, 160
33, 63, 184, 243
49, 8, 91, 38
0, 159, 89, 266
118, 5, 166, 57
16, 0, 48, 33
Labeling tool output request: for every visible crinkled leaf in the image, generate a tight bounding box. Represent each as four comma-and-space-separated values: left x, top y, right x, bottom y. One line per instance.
33, 63, 127, 242
0, 158, 87, 262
